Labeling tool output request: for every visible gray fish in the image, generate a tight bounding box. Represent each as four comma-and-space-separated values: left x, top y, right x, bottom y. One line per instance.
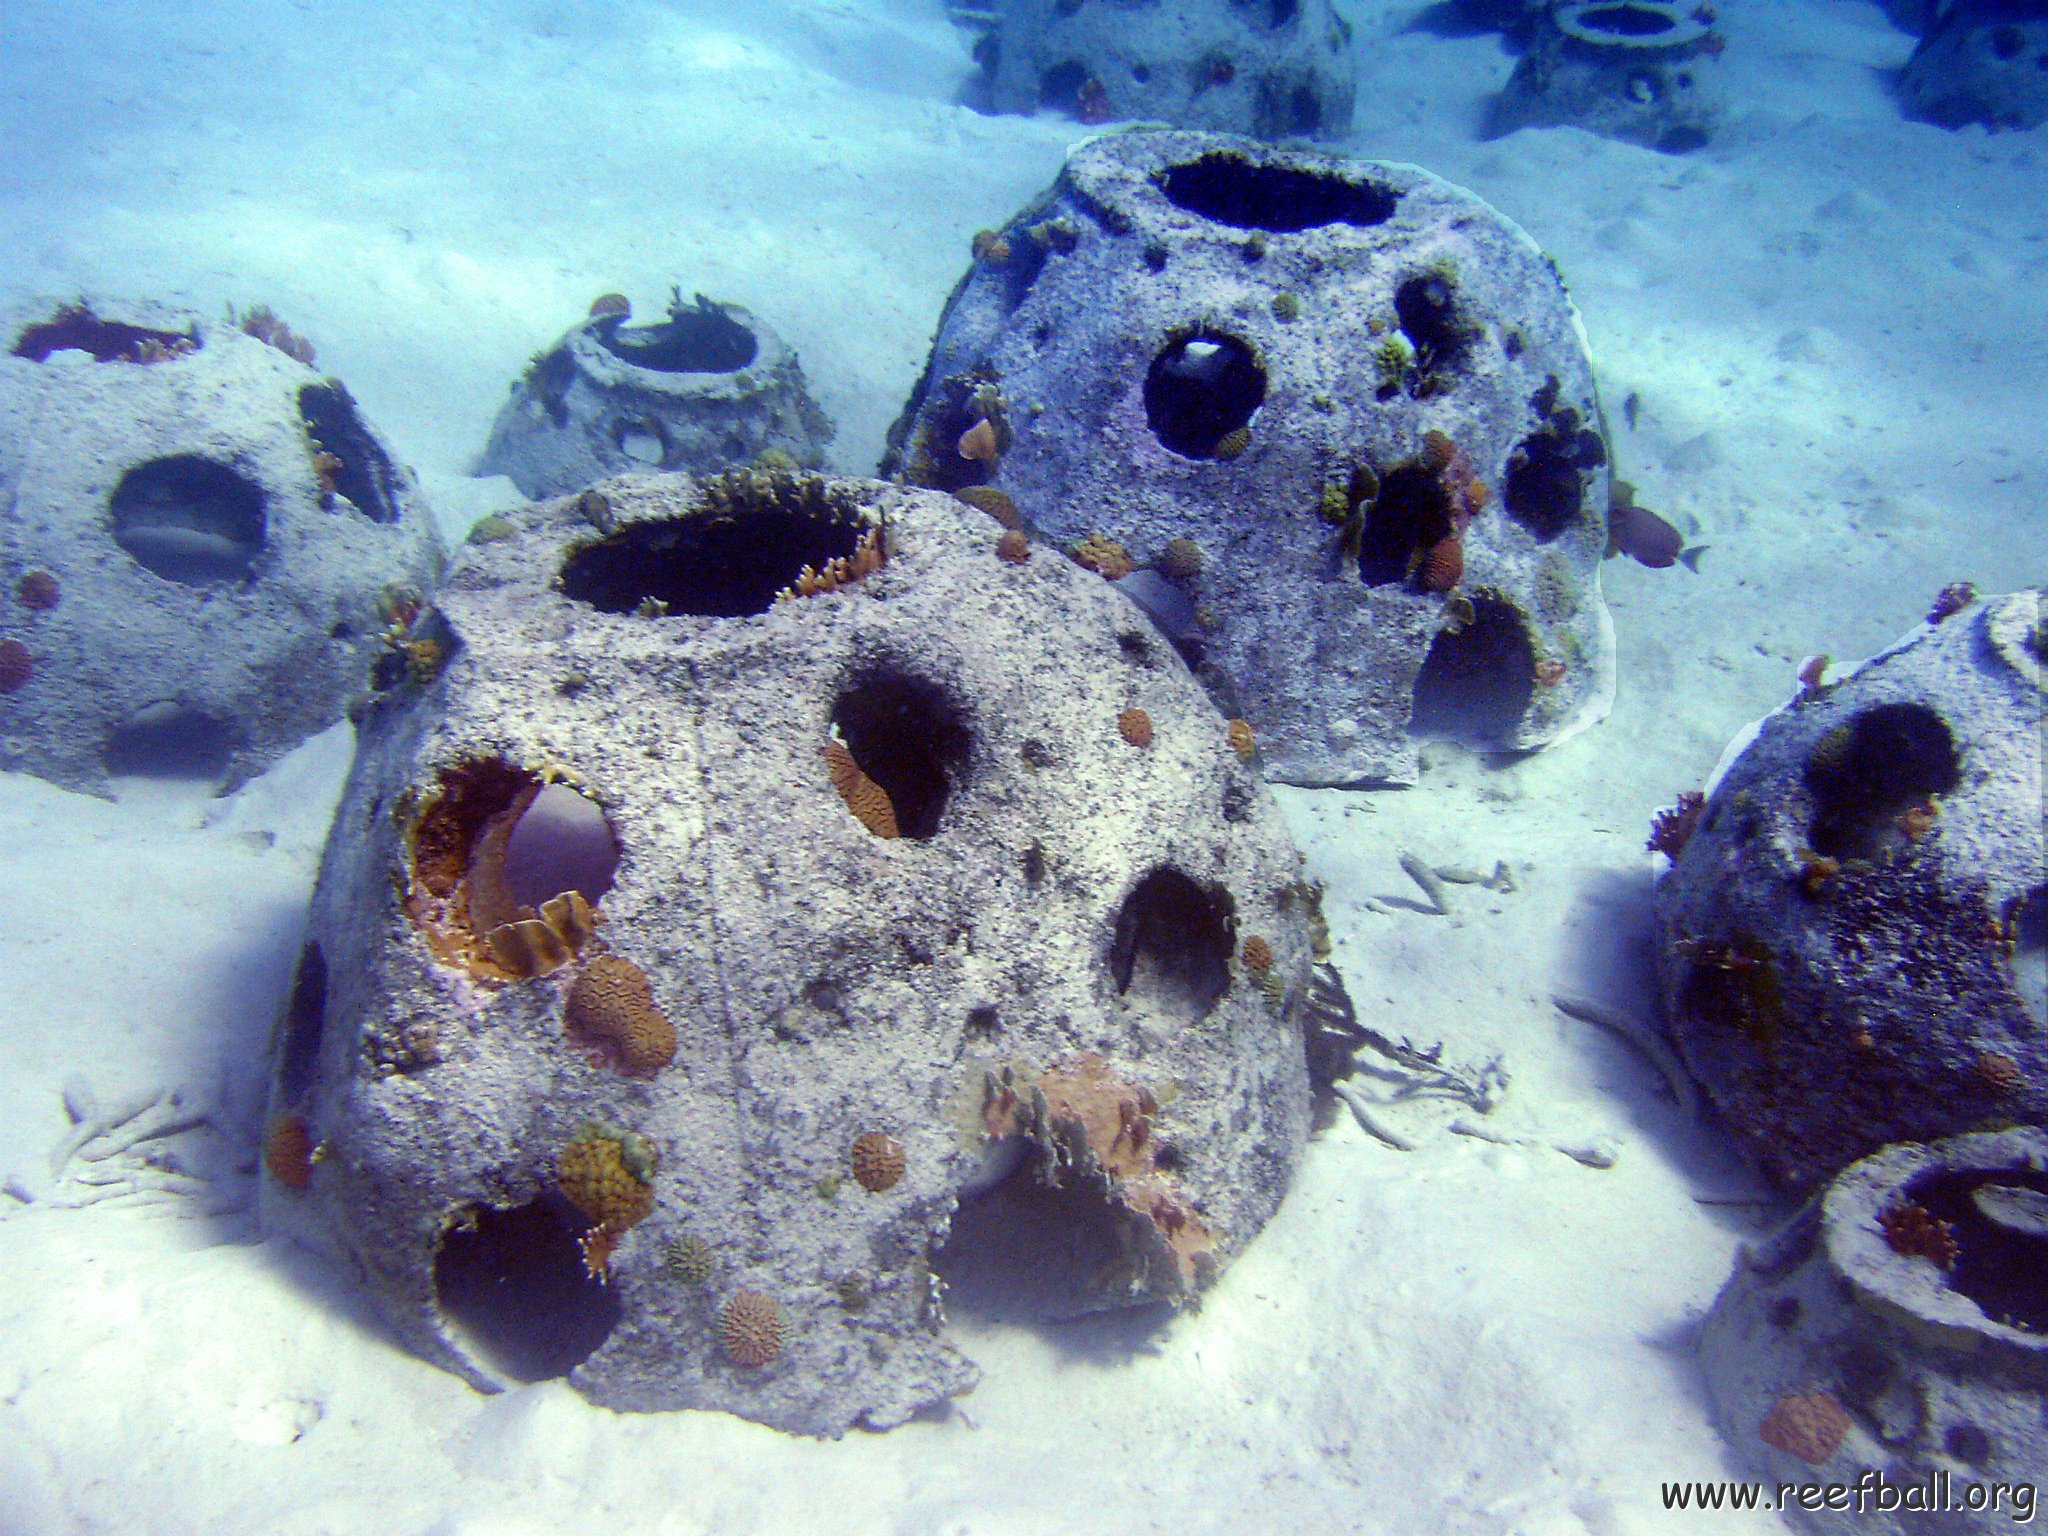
1972, 1182, 2048, 1239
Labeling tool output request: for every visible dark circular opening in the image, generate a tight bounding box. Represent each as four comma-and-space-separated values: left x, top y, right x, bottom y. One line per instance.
612, 415, 670, 467
501, 783, 620, 911
11, 303, 198, 364
1158, 153, 1397, 232
275, 941, 328, 1101
1657, 125, 1711, 154
1902, 1165, 2048, 1334
1394, 273, 1476, 387
1804, 702, 1961, 861
558, 477, 876, 618
1108, 867, 1234, 1023
1505, 425, 1602, 540
434, 1193, 621, 1381
299, 382, 402, 524
831, 669, 972, 841
1410, 593, 1538, 744
1232, 0, 1299, 26
1144, 329, 1264, 459
1038, 59, 1091, 112
2011, 886, 2046, 1025
105, 702, 237, 781
1357, 461, 1454, 587
1132, 62, 1151, 83
1574, 3, 1681, 36
1991, 24, 2025, 59
595, 296, 756, 374
1945, 1423, 1994, 1468
109, 455, 267, 584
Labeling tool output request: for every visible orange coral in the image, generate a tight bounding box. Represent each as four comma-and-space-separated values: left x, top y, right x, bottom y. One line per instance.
1117, 708, 1153, 748
1072, 534, 1134, 580
1896, 797, 1939, 843
1532, 657, 1566, 687
588, 293, 631, 319
1241, 935, 1274, 973
1879, 1201, 1958, 1268
850, 1131, 906, 1193
955, 485, 1022, 528
996, 530, 1030, 565
565, 954, 676, 1077
263, 1115, 315, 1190
824, 739, 899, 838
721, 1291, 785, 1367
1226, 718, 1256, 760
1759, 1392, 1852, 1465
1416, 536, 1463, 592
957, 418, 1000, 463
557, 1131, 656, 1234
776, 526, 884, 601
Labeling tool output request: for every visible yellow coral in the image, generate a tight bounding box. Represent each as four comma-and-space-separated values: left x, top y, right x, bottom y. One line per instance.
825, 739, 899, 838
557, 1130, 656, 1233
565, 954, 676, 1077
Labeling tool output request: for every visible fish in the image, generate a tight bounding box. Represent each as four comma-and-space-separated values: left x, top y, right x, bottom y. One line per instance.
1972, 1182, 2048, 1239
1608, 480, 1706, 571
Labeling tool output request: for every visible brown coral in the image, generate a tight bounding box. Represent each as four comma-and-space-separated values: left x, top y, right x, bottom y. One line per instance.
1532, 657, 1566, 688
234, 304, 316, 367
482, 889, 603, 978
1226, 718, 1256, 760
1071, 534, 1135, 581
557, 1130, 656, 1235
565, 954, 677, 1077
1647, 791, 1706, 858
1977, 1051, 2022, 1093
1117, 708, 1153, 748
850, 1131, 906, 1193
1879, 1201, 1958, 1268
1241, 935, 1274, 973
996, 530, 1030, 565
588, 293, 631, 319
825, 739, 899, 839
1416, 536, 1463, 592
954, 485, 1022, 529
1759, 1392, 1853, 1465
0, 639, 31, 694
1159, 537, 1203, 581
721, 1290, 785, 1367
970, 229, 1011, 263
775, 526, 884, 601
263, 1115, 315, 1190
16, 570, 59, 612
957, 418, 1000, 463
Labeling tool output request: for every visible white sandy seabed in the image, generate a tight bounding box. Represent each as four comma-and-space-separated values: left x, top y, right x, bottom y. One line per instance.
0, 1, 2041, 1532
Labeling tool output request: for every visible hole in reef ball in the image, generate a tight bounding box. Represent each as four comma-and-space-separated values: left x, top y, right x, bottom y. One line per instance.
594, 297, 756, 374
831, 669, 973, 841
1803, 701, 1961, 861
298, 381, 402, 523
557, 483, 871, 618
1108, 866, 1234, 1023
433, 1194, 620, 1382
1158, 153, 1397, 232
104, 701, 237, 782
1409, 593, 1537, 745
1575, 2, 1682, 38
501, 783, 620, 912
1144, 329, 1264, 459
1358, 459, 1454, 587
109, 455, 267, 585
614, 419, 668, 466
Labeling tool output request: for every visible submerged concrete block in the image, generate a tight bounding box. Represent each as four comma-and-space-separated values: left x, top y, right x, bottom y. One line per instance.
884, 128, 1615, 786
261, 469, 1317, 1436
1655, 588, 2047, 1192
1898, 2, 2048, 132
1486, 1, 1727, 153
477, 291, 833, 499
965, 0, 1357, 138
1702, 1128, 2048, 1533
0, 298, 443, 795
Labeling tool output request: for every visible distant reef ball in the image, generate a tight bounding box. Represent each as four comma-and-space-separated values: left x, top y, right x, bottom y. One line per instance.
0, 296, 444, 796
1653, 588, 2047, 1192
1486, 1, 1728, 154
884, 127, 1616, 787
1897, 1, 2048, 131
961, 0, 1357, 139
476, 290, 833, 500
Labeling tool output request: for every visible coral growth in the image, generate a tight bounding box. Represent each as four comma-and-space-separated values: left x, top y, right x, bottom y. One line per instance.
995, 530, 1030, 565
1648, 791, 1706, 858
1241, 935, 1274, 973
1927, 582, 1976, 625
1072, 534, 1135, 581
0, 639, 32, 694
588, 293, 631, 319
955, 485, 1022, 529
263, 1115, 315, 1189
721, 1290, 785, 1367
1879, 1201, 1958, 1268
970, 230, 1011, 264
11, 303, 197, 364
1758, 1391, 1852, 1465
1117, 708, 1154, 748
776, 526, 884, 602
558, 1126, 656, 1281
666, 1233, 715, 1286
232, 305, 316, 367
824, 739, 900, 838
849, 1131, 906, 1193
957, 418, 1000, 464
565, 955, 677, 1077
1159, 537, 1203, 581
16, 570, 59, 612
1226, 718, 1256, 761
1532, 657, 1566, 687
1417, 536, 1464, 593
